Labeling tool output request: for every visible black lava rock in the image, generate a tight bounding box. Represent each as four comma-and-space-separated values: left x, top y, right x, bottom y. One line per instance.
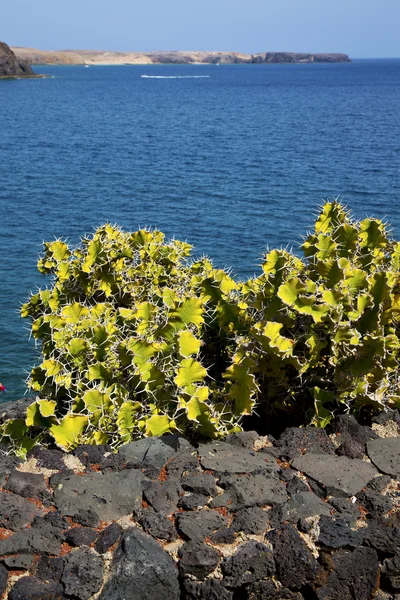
99, 527, 180, 600
178, 541, 220, 579
224, 431, 260, 449
218, 472, 287, 508
181, 577, 233, 600
3, 553, 34, 569
315, 547, 379, 600
318, 514, 364, 548
64, 526, 98, 547
178, 493, 209, 510
73, 444, 112, 467
94, 522, 122, 553
275, 426, 336, 458
0, 564, 7, 598
267, 523, 320, 590
0, 491, 44, 530
222, 540, 275, 587
245, 580, 304, 599
27, 447, 65, 471
231, 506, 269, 534
32, 556, 64, 582
8, 576, 64, 600
208, 527, 236, 544
181, 472, 218, 496
138, 512, 176, 541
381, 554, 400, 593
176, 509, 228, 542
143, 479, 182, 514
5, 469, 48, 500
73, 508, 100, 528
357, 490, 393, 518
62, 547, 104, 600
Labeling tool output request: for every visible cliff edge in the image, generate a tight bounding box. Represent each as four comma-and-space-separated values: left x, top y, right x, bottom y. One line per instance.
0, 41, 35, 77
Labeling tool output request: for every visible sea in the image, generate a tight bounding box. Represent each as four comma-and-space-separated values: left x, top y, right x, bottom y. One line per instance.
1, 60, 399, 401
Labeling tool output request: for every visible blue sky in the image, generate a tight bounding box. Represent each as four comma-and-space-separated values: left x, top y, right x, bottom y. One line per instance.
2, 0, 400, 58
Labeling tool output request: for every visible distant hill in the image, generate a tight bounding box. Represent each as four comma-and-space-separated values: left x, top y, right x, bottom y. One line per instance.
12, 47, 351, 66
0, 41, 36, 77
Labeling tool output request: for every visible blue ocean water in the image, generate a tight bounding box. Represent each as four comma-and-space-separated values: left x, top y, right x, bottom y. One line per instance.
1, 60, 399, 401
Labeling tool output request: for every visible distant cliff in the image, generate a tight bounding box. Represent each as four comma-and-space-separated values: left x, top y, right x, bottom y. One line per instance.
0, 41, 36, 77
12, 47, 351, 66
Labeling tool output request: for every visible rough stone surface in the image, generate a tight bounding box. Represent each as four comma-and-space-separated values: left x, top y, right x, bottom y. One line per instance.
0, 453, 21, 486
65, 526, 98, 547
381, 554, 400, 593
99, 527, 180, 600
94, 522, 122, 553
178, 493, 209, 510
27, 447, 65, 471
4, 553, 34, 569
143, 479, 182, 514
224, 430, 260, 449
178, 541, 220, 579
8, 576, 64, 600
181, 472, 218, 496
280, 491, 333, 523
73, 444, 111, 467
182, 577, 233, 600
5, 469, 48, 500
32, 556, 64, 582
198, 440, 276, 474
276, 426, 336, 458
0, 529, 61, 556
0, 491, 44, 530
367, 437, 400, 477
138, 512, 176, 541
62, 548, 104, 600
245, 581, 304, 599
267, 523, 320, 589
292, 453, 378, 496
0, 41, 34, 77
73, 508, 100, 527
232, 506, 270, 534
317, 514, 364, 548
0, 564, 7, 598
53, 469, 143, 520
176, 510, 228, 542
222, 540, 275, 587
118, 435, 192, 471
219, 472, 287, 507
316, 547, 379, 600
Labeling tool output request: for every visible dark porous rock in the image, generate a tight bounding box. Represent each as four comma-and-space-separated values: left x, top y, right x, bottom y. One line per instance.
73, 508, 100, 528
367, 438, 400, 477
337, 438, 366, 459
0, 529, 61, 556
178, 493, 209, 510
219, 473, 287, 508
182, 577, 233, 600
62, 547, 104, 600
367, 474, 392, 492
208, 527, 236, 544
275, 426, 336, 459
53, 469, 143, 520
65, 526, 98, 547
286, 476, 309, 495
357, 489, 393, 518
0, 453, 21, 486
49, 469, 74, 488
27, 447, 65, 471
99, 527, 180, 600
176, 509, 228, 542
373, 409, 400, 425
8, 576, 64, 600
245, 580, 304, 599
292, 453, 378, 496
138, 512, 176, 541
364, 520, 400, 555
0, 490, 44, 530
143, 479, 182, 514
73, 444, 112, 468
165, 449, 200, 479
267, 523, 320, 590
382, 554, 400, 593
0, 564, 7, 597
0, 398, 33, 423
232, 506, 269, 534
209, 491, 237, 511
94, 522, 122, 553
100, 453, 127, 472
224, 430, 260, 449
178, 541, 220, 579
222, 540, 275, 588
118, 435, 193, 472
182, 472, 218, 496
328, 497, 360, 524
198, 440, 274, 474
334, 414, 377, 445
32, 510, 70, 533
5, 469, 48, 500
315, 547, 379, 600
3, 553, 34, 569
32, 556, 64, 582
280, 491, 333, 524
317, 514, 364, 548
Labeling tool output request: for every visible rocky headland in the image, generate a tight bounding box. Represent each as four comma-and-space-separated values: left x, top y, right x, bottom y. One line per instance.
0, 398, 398, 599
0, 42, 42, 79
12, 47, 351, 66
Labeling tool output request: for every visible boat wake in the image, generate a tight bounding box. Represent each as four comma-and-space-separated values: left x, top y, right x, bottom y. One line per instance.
141, 75, 210, 79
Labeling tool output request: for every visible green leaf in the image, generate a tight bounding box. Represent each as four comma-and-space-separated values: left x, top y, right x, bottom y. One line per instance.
312, 387, 335, 427
41, 359, 62, 377
145, 415, 173, 437
82, 239, 103, 272
175, 359, 207, 387
62, 303, 89, 324
172, 298, 205, 327
257, 321, 294, 357
38, 400, 57, 417
50, 415, 88, 450
48, 240, 70, 262
83, 390, 112, 413
88, 363, 112, 381
178, 331, 202, 357
68, 338, 88, 357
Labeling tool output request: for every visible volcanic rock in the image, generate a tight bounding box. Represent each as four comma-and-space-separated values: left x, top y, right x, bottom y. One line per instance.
178, 541, 220, 579
8, 576, 64, 600
176, 509, 228, 542
367, 437, 400, 477
221, 540, 275, 587
198, 440, 277, 474
0, 42, 34, 77
62, 547, 104, 600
